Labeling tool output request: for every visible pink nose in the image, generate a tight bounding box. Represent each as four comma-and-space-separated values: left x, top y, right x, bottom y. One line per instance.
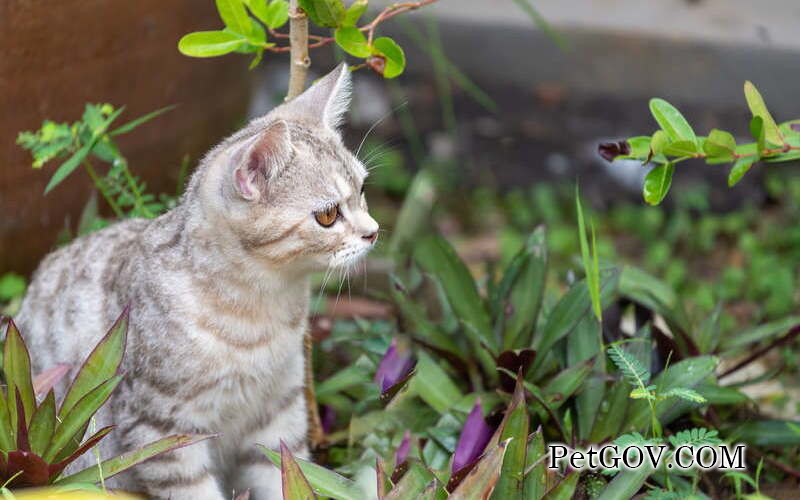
362, 231, 378, 244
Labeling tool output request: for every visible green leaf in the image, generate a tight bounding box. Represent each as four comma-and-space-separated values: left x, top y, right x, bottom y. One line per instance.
248, 0, 290, 28
649, 130, 669, 156
703, 129, 736, 162
216, 0, 253, 35
410, 351, 462, 414
372, 37, 406, 78
60, 309, 128, 420
728, 156, 756, 187
743, 81, 782, 146
491, 381, 529, 500
389, 275, 458, 354
750, 115, 765, 154
660, 387, 706, 403
543, 359, 593, 410
589, 381, 630, 442
56, 434, 215, 484
662, 140, 697, 157
414, 236, 495, 354
258, 445, 365, 500
28, 390, 57, 456
726, 420, 800, 447
45, 375, 122, 462
576, 188, 601, 322
719, 316, 800, 352
449, 439, 509, 500
386, 460, 435, 499
649, 98, 697, 145
569, 319, 605, 440
334, 27, 371, 58
501, 226, 548, 349
110, 105, 176, 137
280, 441, 316, 499
642, 162, 674, 205
298, 0, 345, 27
0, 393, 13, 452
625, 136, 651, 159
315, 363, 372, 399
694, 383, 749, 406
342, 0, 367, 27
543, 472, 579, 500
178, 31, 247, 57
596, 468, 650, 500
4, 321, 36, 431
523, 429, 547, 499
608, 343, 650, 388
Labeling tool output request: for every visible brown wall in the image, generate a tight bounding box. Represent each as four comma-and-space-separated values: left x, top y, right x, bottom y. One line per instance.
0, 1, 255, 275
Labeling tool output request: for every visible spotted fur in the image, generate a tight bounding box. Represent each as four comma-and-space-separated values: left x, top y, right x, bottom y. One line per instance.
14, 64, 378, 499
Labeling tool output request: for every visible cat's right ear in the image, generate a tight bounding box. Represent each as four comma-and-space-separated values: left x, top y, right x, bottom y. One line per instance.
232, 120, 292, 201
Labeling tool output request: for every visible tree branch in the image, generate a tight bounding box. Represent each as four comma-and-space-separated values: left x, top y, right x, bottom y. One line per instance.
286, 0, 310, 100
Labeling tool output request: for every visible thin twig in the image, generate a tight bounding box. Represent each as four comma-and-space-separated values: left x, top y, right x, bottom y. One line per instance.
719, 325, 800, 379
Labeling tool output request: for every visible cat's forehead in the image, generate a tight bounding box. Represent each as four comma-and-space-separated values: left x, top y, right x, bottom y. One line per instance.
291, 126, 366, 183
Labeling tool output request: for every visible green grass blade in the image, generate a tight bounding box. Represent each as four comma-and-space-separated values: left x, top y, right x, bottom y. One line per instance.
109, 105, 176, 136
258, 445, 364, 500
576, 187, 602, 322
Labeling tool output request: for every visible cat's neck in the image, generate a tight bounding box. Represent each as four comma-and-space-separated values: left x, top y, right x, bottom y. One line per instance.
159, 201, 311, 301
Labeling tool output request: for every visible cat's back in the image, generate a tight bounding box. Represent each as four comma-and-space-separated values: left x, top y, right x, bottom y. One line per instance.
15, 217, 150, 370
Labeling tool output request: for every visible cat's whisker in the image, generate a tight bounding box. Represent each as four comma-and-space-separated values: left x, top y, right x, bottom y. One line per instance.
355, 101, 408, 158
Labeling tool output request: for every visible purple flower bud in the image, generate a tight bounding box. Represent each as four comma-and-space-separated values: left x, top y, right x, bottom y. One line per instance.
791, 123, 800, 132
375, 339, 415, 393
395, 430, 411, 466
320, 404, 336, 434
452, 400, 493, 473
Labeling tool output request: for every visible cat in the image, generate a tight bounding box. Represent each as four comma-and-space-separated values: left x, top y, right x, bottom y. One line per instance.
14, 64, 378, 499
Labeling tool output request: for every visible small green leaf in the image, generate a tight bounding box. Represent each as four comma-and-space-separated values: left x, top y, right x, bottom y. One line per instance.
410, 351, 462, 414
576, 188, 601, 322
110, 105, 176, 137
342, 0, 367, 27
750, 115, 765, 153
216, 0, 253, 35
543, 359, 593, 410
372, 37, 406, 78
386, 460, 435, 499
744, 81, 782, 146
649, 130, 669, 156
662, 139, 697, 157
543, 472, 579, 500
334, 27, 371, 58
178, 31, 247, 57
298, 0, 346, 27
491, 381, 529, 499
728, 156, 756, 187
625, 136, 651, 159
642, 162, 674, 205
660, 387, 706, 403
649, 98, 697, 145
56, 434, 215, 484
258, 445, 365, 500
596, 468, 650, 500
28, 390, 57, 456
248, 0, 290, 28
703, 129, 736, 162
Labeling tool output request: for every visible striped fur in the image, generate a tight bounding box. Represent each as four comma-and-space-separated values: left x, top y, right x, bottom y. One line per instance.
14, 65, 378, 499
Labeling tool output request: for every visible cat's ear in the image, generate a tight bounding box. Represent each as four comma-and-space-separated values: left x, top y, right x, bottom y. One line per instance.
287, 63, 352, 130
232, 120, 292, 201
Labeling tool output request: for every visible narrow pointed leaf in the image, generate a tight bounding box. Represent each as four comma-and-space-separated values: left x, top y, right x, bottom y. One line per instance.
543, 359, 593, 410
280, 440, 316, 500
110, 105, 176, 136
386, 459, 435, 499
28, 390, 57, 456
60, 308, 128, 419
56, 434, 215, 484
48, 425, 115, 479
15, 390, 31, 452
33, 364, 71, 398
410, 351, 462, 414
501, 227, 548, 349
523, 429, 547, 500
258, 445, 364, 500
0, 390, 14, 452
45, 375, 122, 462
596, 468, 650, 500
4, 320, 36, 430
490, 377, 529, 499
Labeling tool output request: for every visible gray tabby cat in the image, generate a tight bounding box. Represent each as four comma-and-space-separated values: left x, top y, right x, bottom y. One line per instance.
15, 64, 378, 499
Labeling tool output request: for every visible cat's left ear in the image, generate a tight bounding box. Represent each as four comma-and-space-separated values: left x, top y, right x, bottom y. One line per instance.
289, 63, 352, 130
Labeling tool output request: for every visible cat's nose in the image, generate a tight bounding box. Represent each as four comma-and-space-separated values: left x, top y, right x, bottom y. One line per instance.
362, 231, 378, 244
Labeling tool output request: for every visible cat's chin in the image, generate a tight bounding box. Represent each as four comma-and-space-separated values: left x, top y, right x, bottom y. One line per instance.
328, 244, 373, 270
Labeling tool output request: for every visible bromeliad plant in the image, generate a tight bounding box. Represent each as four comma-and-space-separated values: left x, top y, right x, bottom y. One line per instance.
0, 309, 210, 489
599, 81, 800, 205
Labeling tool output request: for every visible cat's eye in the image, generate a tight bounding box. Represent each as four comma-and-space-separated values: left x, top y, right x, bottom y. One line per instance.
315, 205, 339, 227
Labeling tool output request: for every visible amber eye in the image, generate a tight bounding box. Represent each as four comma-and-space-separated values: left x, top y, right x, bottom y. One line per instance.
314, 205, 339, 227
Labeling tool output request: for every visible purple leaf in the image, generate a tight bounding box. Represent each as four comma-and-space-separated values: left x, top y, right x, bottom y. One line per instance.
452, 400, 493, 473
792, 123, 800, 132
33, 363, 71, 398
395, 430, 411, 466
598, 141, 631, 162
374, 339, 415, 393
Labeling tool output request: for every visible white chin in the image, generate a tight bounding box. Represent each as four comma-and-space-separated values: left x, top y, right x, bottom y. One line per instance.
330, 245, 371, 268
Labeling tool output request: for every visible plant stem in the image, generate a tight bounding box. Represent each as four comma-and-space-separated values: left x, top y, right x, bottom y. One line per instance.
287, 0, 310, 100
83, 161, 123, 218
119, 159, 153, 218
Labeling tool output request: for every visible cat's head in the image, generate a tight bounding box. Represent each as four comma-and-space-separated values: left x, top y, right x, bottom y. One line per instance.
198, 64, 378, 273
